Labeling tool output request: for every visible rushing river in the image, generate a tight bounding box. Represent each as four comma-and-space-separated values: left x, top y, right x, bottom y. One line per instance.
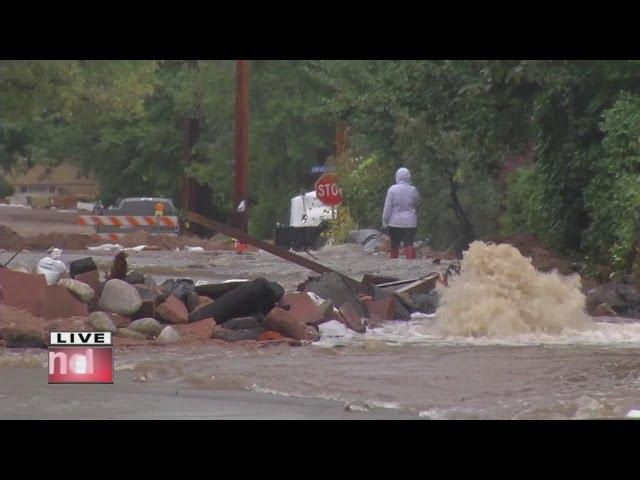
2, 243, 640, 419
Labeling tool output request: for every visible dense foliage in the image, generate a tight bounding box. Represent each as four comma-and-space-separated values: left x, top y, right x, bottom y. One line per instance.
3, 60, 640, 275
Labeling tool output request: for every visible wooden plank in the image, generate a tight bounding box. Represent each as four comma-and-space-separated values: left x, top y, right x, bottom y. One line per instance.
186, 211, 363, 290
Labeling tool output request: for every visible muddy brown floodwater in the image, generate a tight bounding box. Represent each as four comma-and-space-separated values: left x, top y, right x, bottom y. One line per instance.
2, 244, 640, 419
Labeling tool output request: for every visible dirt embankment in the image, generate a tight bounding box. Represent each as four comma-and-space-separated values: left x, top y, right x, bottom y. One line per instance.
1, 225, 259, 252
491, 234, 574, 275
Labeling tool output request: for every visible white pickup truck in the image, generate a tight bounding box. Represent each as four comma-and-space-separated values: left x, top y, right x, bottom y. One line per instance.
274, 191, 337, 250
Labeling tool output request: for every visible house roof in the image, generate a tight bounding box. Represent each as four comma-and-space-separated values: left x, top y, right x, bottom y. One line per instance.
4, 163, 96, 186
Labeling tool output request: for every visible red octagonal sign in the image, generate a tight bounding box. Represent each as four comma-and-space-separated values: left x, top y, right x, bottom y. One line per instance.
315, 173, 343, 206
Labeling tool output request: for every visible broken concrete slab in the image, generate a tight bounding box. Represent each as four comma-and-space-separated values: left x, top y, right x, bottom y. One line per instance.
366, 297, 397, 322
264, 307, 321, 341
280, 292, 325, 325
366, 283, 411, 320
173, 317, 216, 341
337, 303, 366, 333
41, 284, 89, 320
394, 274, 439, 296
302, 272, 367, 318
0, 268, 47, 317
73, 270, 100, 296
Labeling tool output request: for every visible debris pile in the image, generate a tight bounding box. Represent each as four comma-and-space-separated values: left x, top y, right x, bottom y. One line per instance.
0, 250, 446, 349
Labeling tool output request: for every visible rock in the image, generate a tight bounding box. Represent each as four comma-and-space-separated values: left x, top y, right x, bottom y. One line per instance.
108, 252, 128, 281
58, 278, 95, 303
593, 303, 617, 317
211, 326, 265, 342
337, 303, 366, 333
264, 307, 321, 341
69, 257, 98, 278
116, 327, 146, 339
223, 316, 260, 330
132, 300, 155, 320
134, 285, 167, 305
348, 229, 380, 245
156, 295, 189, 324
3, 329, 47, 348
189, 278, 284, 324
186, 292, 200, 312
173, 318, 216, 340
87, 312, 117, 333
259, 330, 285, 341
109, 313, 131, 328
144, 275, 157, 287
99, 279, 142, 316
159, 278, 195, 304
128, 318, 164, 337
157, 326, 181, 343
125, 271, 145, 285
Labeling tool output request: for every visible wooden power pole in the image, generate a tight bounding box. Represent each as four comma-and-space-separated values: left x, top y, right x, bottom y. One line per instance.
234, 60, 250, 232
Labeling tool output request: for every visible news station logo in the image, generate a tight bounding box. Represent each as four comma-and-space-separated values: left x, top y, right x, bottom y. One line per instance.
48, 332, 114, 384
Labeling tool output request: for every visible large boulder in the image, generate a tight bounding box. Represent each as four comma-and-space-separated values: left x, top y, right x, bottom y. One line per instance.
99, 279, 143, 316
87, 312, 117, 333
58, 278, 95, 303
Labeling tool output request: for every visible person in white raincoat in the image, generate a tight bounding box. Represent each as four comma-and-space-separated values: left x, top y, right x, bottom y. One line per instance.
382, 167, 422, 259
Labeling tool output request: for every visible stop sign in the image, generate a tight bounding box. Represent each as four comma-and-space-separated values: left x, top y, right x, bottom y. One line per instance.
315, 173, 343, 206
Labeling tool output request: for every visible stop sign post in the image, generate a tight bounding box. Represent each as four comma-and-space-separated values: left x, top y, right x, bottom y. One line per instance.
315, 173, 343, 206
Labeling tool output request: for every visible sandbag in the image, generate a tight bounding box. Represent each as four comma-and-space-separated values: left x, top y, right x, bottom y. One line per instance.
37, 257, 68, 285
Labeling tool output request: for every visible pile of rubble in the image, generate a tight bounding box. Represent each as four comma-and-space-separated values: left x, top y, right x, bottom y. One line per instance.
0, 250, 445, 349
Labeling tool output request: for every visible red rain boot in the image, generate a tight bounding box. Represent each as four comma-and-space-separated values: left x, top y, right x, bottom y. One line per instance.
390, 248, 399, 259
405, 245, 416, 259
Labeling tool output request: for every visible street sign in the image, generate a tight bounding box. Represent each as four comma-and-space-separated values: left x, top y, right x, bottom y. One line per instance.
311, 165, 328, 174
315, 173, 343, 206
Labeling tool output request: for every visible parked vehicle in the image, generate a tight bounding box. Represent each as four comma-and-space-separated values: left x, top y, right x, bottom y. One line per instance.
96, 197, 180, 235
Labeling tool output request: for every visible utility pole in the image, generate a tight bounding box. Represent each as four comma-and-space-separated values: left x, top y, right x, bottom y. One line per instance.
234, 60, 250, 233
